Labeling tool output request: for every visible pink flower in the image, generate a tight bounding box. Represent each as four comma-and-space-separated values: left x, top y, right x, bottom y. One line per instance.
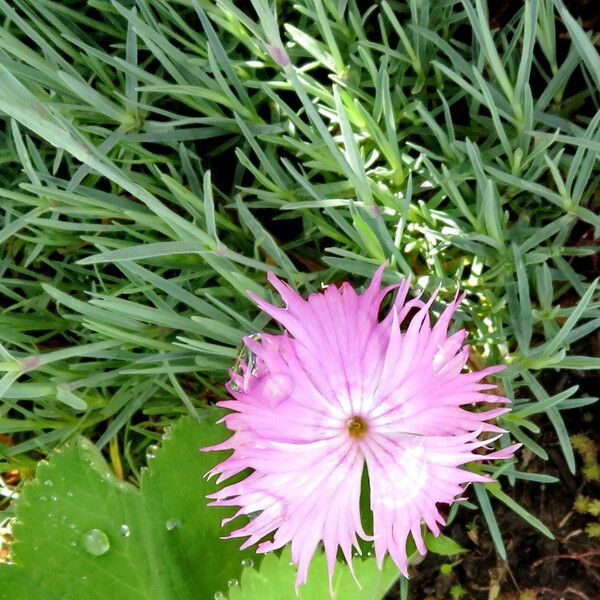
206, 266, 518, 588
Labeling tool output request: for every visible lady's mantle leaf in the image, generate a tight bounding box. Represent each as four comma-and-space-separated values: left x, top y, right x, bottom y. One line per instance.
227, 546, 399, 600
0, 414, 253, 600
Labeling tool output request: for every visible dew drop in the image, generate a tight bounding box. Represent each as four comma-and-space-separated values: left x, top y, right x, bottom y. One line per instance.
227, 579, 239, 588
69, 523, 76, 530
367, 551, 373, 557
241, 558, 253, 568
81, 528, 110, 556
214, 593, 225, 600
43, 480, 53, 487
165, 517, 181, 531
146, 444, 158, 460
70, 541, 76, 547
119, 524, 130, 538
51, 495, 58, 502
66, 491, 74, 497
40, 495, 47, 502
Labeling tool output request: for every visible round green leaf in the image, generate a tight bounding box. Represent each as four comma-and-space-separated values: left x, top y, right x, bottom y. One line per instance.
0, 414, 253, 600
227, 546, 399, 600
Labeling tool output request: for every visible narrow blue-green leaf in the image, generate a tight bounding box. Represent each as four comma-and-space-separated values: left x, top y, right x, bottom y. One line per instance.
474, 484, 506, 559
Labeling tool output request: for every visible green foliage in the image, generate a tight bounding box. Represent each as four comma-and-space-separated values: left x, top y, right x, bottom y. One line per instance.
571, 433, 600, 482
450, 584, 467, 600
572, 434, 600, 539
0, 0, 598, 595
0, 415, 257, 600
423, 532, 467, 556
586, 522, 600, 538
228, 547, 399, 600
574, 496, 600, 517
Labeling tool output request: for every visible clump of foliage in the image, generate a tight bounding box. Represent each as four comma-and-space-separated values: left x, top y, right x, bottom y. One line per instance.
0, 0, 598, 598
573, 434, 600, 538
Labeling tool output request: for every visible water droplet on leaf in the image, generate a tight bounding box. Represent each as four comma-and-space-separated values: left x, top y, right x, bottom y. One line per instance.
43, 480, 53, 487
241, 559, 253, 568
51, 495, 58, 502
146, 445, 158, 460
119, 524, 130, 538
165, 517, 181, 531
227, 579, 239, 588
81, 528, 110, 556
214, 593, 225, 600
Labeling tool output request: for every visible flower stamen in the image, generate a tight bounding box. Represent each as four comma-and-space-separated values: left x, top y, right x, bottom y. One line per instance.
346, 415, 368, 438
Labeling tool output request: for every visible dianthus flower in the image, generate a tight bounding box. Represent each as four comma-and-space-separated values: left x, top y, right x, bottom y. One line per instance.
206, 266, 518, 588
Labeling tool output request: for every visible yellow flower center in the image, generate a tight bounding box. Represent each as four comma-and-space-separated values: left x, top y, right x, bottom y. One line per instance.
346, 415, 368, 438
